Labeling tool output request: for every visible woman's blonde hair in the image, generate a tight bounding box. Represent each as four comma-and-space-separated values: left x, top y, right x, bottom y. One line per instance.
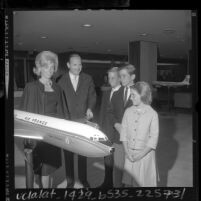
33, 51, 58, 76
131, 81, 152, 105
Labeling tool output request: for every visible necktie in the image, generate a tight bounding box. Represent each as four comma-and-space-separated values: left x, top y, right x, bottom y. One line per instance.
110, 89, 114, 101
72, 75, 78, 91
124, 87, 128, 105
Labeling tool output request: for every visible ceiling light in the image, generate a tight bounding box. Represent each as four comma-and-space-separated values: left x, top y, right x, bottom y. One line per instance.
82, 24, 92, 28
163, 28, 176, 34
140, 33, 148, 36
41, 36, 48, 39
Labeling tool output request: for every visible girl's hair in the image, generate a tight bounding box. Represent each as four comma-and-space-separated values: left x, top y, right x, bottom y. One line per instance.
131, 81, 152, 105
33, 51, 58, 76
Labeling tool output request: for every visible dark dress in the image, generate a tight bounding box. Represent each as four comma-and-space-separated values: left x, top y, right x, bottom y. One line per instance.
33, 91, 62, 176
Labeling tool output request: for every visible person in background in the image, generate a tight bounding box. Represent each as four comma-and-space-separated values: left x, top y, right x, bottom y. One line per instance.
99, 67, 124, 188
100, 74, 111, 92
120, 82, 159, 187
57, 53, 96, 188
19, 51, 69, 188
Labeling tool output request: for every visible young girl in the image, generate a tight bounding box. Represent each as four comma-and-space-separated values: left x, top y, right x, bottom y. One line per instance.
120, 81, 159, 187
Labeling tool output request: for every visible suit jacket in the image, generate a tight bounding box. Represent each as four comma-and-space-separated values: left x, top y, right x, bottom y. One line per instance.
57, 72, 96, 120
99, 86, 134, 144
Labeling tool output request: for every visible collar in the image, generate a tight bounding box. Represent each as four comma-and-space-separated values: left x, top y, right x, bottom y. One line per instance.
132, 105, 149, 114
111, 85, 121, 92
36, 79, 56, 92
69, 71, 79, 80
128, 83, 134, 88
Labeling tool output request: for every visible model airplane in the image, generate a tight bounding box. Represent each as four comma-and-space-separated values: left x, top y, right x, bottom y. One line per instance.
152, 75, 190, 87
14, 109, 114, 158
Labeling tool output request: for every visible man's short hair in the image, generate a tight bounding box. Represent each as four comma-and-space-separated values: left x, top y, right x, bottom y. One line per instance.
107, 67, 119, 74
119, 64, 135, 75
68, 53, 81, 62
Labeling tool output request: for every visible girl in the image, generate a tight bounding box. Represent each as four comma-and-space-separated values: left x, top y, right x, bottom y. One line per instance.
120, 81, 159, 187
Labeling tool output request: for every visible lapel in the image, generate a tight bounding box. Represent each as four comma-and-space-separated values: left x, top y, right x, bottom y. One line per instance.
124, 95, 132, 109
76, 73, 84, 93
66, 72, 76, 94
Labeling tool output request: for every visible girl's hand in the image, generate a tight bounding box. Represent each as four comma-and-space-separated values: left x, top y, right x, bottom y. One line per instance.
132, 147, 152, 162
132, 152, 144, 162
125, 151, 134, 162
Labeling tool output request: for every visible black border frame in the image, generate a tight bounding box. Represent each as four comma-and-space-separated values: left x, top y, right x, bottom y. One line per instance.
2, 3, 199, 201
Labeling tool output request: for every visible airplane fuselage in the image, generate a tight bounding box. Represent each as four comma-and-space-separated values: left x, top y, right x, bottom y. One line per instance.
14, 110, 114, 157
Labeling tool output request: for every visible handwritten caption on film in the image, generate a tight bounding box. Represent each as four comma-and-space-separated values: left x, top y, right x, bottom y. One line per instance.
15, 188, 186, 200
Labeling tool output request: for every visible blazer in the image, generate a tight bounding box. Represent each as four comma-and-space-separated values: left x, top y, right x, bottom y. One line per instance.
19, 80, 69, 119
99, 86, 127, 144
57, 72, 96, 120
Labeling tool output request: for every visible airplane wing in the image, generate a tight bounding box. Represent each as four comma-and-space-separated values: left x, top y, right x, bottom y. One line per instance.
152, 75, 190, 88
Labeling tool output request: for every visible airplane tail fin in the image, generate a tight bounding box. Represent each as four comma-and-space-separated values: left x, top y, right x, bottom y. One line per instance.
182, 75, 190, 85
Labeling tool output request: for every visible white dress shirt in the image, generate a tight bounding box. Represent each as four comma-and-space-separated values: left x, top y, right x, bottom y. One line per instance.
69, 71, 79, 91
124, 83, 134, 103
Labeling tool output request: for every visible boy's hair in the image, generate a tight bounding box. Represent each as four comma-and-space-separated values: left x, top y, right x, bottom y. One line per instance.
68, 53, 81, 62
119, 64, 135, 75
107, 67, 119, 74
131, 81, 152, 105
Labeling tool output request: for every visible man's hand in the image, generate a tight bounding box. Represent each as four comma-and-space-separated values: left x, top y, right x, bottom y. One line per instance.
114, 123, 122, 134
86, 108, 93, 120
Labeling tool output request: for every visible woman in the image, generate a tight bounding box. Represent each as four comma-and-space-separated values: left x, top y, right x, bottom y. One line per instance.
120, 81, 159, 187
19, 51, 69, 188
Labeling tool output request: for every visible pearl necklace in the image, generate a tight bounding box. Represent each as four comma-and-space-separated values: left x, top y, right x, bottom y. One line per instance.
39, 78, 52, 88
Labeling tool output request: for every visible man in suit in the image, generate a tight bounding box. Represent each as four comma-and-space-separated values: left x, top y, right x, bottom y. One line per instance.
57, 53, 96, 188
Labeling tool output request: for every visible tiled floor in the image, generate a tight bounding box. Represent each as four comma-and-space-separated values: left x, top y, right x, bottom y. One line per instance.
14, 110, 193, 188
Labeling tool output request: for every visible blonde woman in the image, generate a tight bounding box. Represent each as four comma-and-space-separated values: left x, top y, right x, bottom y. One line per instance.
120, 81, 159, 187
19, 51, 69, 188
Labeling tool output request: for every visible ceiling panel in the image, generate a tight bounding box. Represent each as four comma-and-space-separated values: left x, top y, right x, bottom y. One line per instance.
14, 10, 192, 58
